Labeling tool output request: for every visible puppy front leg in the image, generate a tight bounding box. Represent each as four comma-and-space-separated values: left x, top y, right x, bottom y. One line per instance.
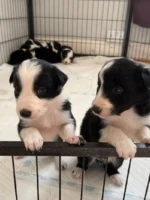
100, 126, 137, 159
137, 126, 150, 143
20, 127, 43, 152
59, 123, 80, 144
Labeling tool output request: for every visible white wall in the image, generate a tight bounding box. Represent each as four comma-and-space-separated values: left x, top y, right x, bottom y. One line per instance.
0, 0, 28, 64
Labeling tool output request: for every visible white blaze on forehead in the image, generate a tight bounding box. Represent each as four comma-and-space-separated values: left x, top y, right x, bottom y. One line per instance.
62, 49, 73, 64
67, 50, 73, 59
98, 60, 115, 96
18, 60, 41, 88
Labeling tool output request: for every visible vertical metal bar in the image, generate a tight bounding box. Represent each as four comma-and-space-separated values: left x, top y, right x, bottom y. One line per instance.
76, 0, 80, 52
12, 156, 18, 200
95, 0, 100, 55
144, 175, 150, 200
26, 0, 34, 39
101, 157, 108, 200
122, 0, 133, 57
59, 156, 61, 200
103, 1, 110, 56
36, 156, 40, 200
99, 0, 104, 55
85, 0, 90, 54
123, 159, 132, 200
80, 157, 85, 200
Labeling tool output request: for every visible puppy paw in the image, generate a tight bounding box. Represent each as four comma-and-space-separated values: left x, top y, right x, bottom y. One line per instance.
55, 158, 68, 170
24, 132, 43, 152
65, 136, 80, 144
109, 174, 124, 186
116, 140, 136, 159
142, 137, 150, 144
72, 167, 84, 179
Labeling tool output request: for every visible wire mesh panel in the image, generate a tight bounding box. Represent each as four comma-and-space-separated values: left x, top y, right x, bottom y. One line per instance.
0, 0, 28, 65
33, 0, 128, 56
0, 142, 150, 200
127, 0, 150, 63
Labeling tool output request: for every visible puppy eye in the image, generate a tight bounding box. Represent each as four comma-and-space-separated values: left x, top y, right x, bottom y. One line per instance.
112, 86, 123, 95
37, 87, 47, 96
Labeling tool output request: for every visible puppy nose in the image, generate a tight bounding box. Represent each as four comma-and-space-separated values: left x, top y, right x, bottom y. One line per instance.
64, 61, 68, 64
20, 109, 31, 118
92, 105, 101, 114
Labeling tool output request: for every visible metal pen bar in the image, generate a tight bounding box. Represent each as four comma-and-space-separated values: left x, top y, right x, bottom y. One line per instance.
123, 159, 132, 200
35, 156, 40, 200
59, 156, 61, 200
26, 0, 34, 39
12, 156, 18, 200
0, 142, 149, 157
144, 174, 150, 200
122, 0, 134, 57
101, 157, 108, 200
80, 157, 85, 200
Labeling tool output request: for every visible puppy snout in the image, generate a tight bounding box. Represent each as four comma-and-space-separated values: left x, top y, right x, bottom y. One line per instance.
92, 105, 102, 115
20, 109, 31, 118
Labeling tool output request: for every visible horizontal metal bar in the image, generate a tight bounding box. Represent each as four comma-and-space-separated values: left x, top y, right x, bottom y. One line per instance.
0, 17, 27, 20
33, 16, 125, 22
0, 35, 28, 45
0, 142, 149, 157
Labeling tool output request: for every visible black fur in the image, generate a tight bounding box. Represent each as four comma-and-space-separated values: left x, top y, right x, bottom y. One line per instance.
20, 39, 42, 50
99, 58, 150, 116
8, 49, 32, 65
34, 61, 68, 99
62, 100, 76, 127
34, 47, 62, 63
75, 108, 123, 178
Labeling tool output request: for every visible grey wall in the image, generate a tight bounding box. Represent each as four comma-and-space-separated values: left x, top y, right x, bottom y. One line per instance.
0, 0, 28, 64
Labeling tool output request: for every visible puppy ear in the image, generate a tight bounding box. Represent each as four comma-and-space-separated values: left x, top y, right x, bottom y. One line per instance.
54, 67, 68, 86
141, 67, 150, 90
9, 66, 17, 84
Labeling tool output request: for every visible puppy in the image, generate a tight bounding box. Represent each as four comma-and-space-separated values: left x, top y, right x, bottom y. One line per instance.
73, 58, 150, 185
34, 46, 62, 64
8, 49, 33, 65
47, 41, 62, 53
33, 42, 74, 64
9, 58, 80, 169
20, 39, 43, 51
61, 45, 74, 64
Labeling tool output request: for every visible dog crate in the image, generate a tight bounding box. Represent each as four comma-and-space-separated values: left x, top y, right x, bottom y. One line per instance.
1, 0, 150, 65
0, 0, 150, 199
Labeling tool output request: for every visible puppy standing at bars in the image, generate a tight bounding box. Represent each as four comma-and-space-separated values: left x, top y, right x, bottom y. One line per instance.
73, 58, 150, 185
9, 59, 80, 169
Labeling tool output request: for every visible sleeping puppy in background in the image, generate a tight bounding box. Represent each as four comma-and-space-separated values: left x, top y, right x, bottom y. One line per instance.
8, 49, 33, 65
73, 58, 150, 185
8, 39, 43, 65
33, 42, 75, 64
20, 39, 46, 51
9, 58, 81, 169
61, 45, 74, 64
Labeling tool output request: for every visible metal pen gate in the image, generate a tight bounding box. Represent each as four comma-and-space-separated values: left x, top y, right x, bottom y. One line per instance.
0, 142, 150, 200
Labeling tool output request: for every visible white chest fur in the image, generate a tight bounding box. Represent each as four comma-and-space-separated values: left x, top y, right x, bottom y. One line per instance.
106, 107, 150, 141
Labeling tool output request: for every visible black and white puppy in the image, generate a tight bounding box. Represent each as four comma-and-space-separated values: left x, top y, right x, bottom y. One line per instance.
9, 58, 80, 168
20, 39, 45, 51
73, 58, 150, 185
8, 49, 33, 65
61, 45, 74, 64
33, 42, 74, 64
